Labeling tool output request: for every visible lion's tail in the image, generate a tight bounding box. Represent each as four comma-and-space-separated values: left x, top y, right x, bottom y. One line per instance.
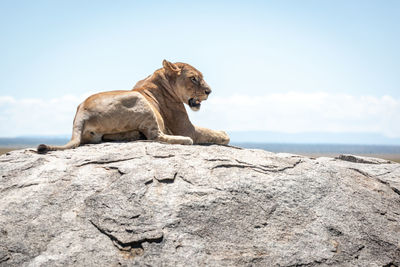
37, 107, 85, 154
37, 139, 81, 154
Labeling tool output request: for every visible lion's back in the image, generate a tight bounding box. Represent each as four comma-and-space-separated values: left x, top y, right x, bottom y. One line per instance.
82, 90, 147, 112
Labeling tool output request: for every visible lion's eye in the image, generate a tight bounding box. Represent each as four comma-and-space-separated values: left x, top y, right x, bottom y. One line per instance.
190, 77, 198, 84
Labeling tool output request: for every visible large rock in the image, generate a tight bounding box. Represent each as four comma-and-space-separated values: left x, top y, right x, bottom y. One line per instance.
0, 142, 399, 266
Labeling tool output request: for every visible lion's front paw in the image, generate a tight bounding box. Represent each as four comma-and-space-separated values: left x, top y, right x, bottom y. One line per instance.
219, 131, 230, 145
182, 137, 194, 145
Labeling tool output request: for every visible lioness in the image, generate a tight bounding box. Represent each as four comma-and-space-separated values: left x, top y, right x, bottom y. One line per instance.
37, 60, 229, 153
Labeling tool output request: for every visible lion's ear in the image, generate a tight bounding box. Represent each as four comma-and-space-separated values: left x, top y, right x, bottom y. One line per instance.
162, 59, 181, 76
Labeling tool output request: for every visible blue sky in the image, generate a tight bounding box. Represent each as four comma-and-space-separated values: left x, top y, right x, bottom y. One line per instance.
1, 0, 399, 143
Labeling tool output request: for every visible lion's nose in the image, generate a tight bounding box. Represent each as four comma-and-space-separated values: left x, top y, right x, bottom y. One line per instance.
205, 88, 212, 95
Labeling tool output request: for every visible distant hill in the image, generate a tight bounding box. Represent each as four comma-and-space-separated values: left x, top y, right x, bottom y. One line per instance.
0, 136, 69, 147
228, 131, 400, 145
234, 142, 400, 155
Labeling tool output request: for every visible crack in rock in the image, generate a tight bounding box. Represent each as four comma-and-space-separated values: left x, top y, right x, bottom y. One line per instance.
0, 253, 10, 264
0, 245, 10, 264
349, 167, 371, 178
375, 166, 400, 177
282, 258, 328, 267
236, 159, 279, 169
337, 154, 392, 164
0, 255, 10, 264
205, 158, 231, 162
350, 168, 400, 197
352, 245, 365, 259
1, 182, 40, 193
152, 154, 175, 158
76, 157, 140, 167
102, 166, 126, 175
218, 144, 244, 150
144, 179, 153, 185
155, 172, 178, 184
389, 187, 400, 197
179, 175, 194, 185
212, 159, 302, 174
89, 220, 163, 256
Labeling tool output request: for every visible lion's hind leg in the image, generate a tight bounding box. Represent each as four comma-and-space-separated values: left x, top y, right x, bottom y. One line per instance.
140, 124, 193, 145
135, 104, 193, 145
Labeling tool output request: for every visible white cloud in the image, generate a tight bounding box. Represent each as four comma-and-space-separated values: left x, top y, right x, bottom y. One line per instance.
0, 93, 94, 137
0, 96, 16, 105
1, 91, 399, 138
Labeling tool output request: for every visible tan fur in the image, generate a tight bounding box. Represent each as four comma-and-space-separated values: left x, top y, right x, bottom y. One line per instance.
37, 60, 229, 153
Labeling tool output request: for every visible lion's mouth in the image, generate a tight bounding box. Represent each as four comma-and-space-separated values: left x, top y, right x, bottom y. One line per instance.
188, 98, 201, 109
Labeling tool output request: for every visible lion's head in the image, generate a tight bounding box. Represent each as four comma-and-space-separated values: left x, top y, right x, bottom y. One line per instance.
162, 60, 212, 111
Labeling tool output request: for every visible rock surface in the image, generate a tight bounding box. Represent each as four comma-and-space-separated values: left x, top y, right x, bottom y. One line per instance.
0, 142, 400, 266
